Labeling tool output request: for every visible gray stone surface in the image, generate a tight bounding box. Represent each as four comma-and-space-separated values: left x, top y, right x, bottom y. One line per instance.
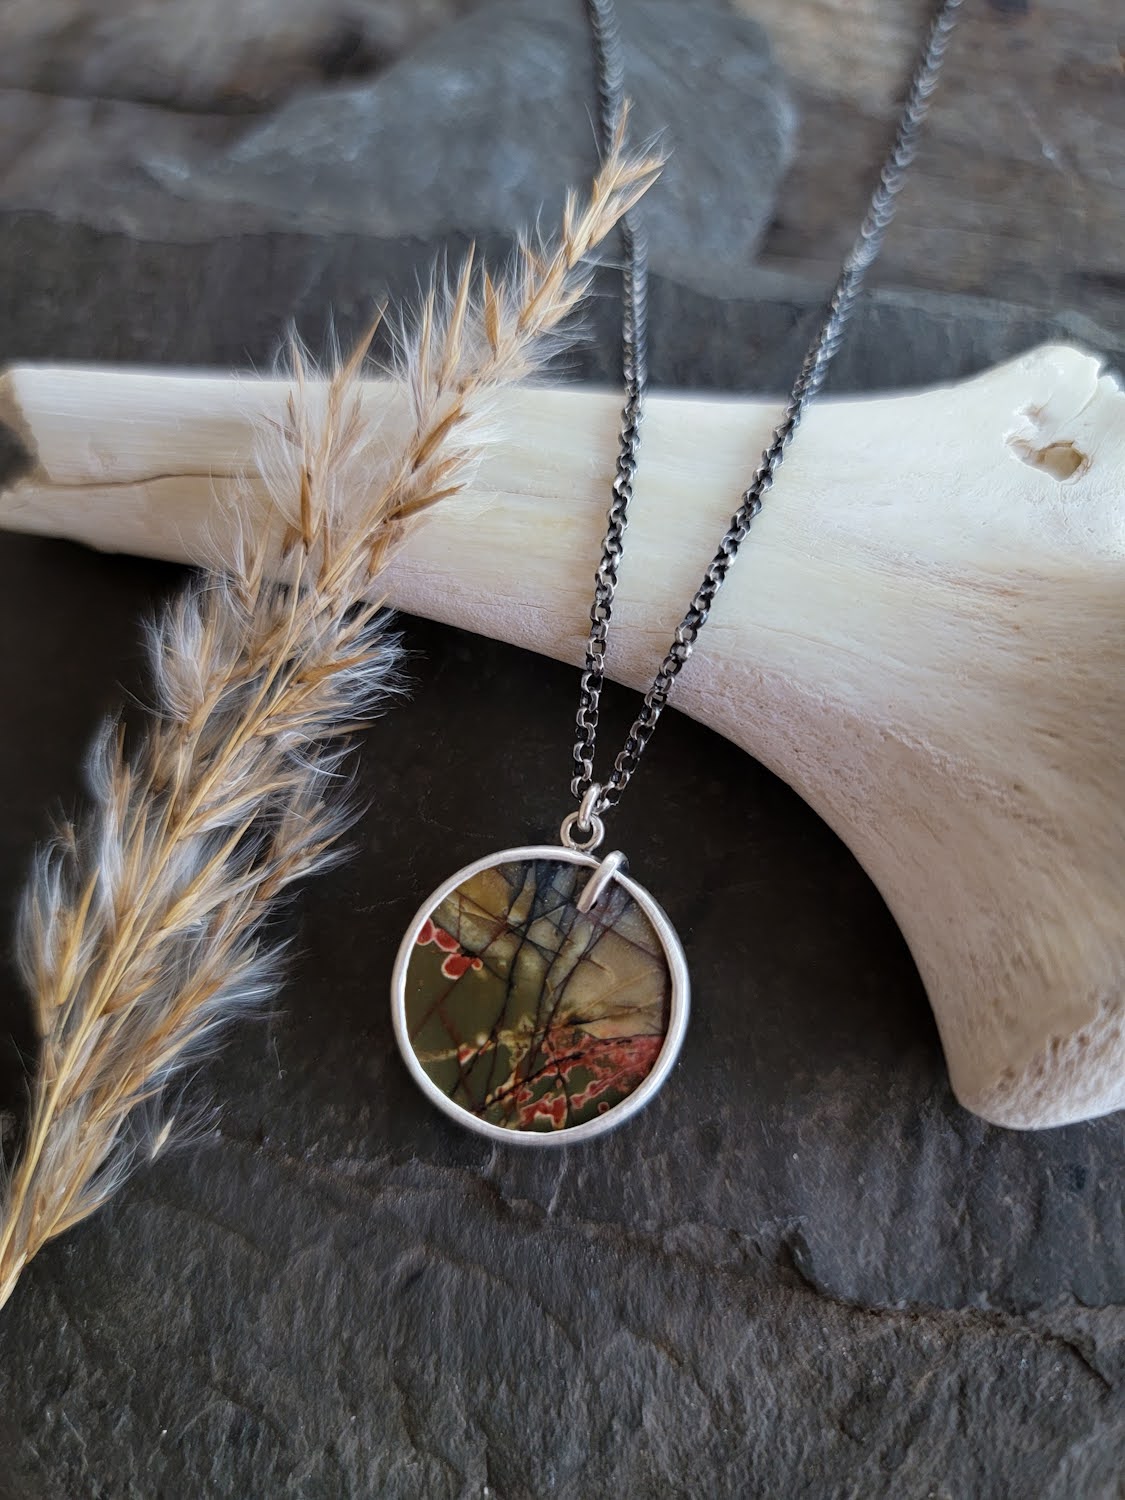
744, 0, 1125, 335
2, 0, 1121, 331
0, 544, 1122, 1497
0, 0, 465, 109
167, 0, 793, 300
0, 1, 795, 302
0, 1, 1122, 1494
0, 0, 1119, 384
0, 203, 1121, 392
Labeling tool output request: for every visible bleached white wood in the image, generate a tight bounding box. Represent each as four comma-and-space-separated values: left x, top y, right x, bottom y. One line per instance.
0, 345, 1122, 1129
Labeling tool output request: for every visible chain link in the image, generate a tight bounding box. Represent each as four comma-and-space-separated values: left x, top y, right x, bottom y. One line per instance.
572, 0, 649, 805
573, 0, 963, 818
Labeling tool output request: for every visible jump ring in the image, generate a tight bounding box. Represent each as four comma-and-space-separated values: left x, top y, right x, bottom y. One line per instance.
559, 811, 606, 853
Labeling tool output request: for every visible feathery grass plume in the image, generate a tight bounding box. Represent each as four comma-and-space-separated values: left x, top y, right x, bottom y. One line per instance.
0, 122, 662, 1309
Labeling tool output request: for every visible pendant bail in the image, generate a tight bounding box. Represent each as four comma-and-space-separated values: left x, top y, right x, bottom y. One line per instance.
560, 781, 606, 852
577, 849, 628, 912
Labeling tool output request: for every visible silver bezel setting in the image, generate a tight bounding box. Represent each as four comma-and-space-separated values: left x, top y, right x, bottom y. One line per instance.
390, 844, 690, 1146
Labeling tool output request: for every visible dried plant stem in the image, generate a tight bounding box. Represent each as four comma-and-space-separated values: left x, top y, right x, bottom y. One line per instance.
0, 126, 660, 1310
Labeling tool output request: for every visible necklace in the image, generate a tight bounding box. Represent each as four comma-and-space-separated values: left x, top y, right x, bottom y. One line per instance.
391, 0, 963, 1144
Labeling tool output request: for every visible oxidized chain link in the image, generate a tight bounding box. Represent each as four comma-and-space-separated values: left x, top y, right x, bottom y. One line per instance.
572, 0, 963, 820
573, 0, 649, 807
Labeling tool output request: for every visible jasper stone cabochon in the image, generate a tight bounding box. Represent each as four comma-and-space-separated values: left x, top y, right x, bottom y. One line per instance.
402, 857, 672, 1132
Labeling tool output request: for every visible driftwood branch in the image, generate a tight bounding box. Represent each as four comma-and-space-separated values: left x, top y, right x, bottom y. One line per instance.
1, 345, 1122, 1129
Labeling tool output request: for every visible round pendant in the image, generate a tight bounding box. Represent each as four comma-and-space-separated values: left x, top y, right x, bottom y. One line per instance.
391, 845, 689, 1145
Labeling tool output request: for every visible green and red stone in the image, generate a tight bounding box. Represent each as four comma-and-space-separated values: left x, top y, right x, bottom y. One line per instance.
402, 857, 672, 1132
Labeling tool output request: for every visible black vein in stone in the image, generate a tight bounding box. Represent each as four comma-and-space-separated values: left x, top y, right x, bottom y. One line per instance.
408, 857, 669, 1126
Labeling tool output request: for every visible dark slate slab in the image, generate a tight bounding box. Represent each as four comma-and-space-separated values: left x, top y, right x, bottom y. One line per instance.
0, 529, 1121, 1497
0, 211, 1122, 391
0, 1, 796, 302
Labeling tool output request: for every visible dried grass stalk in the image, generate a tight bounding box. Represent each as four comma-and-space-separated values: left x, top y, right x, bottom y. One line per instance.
0, 125, 660, 1309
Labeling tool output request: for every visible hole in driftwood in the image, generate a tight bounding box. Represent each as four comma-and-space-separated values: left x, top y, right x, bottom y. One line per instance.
1007, 437, 1088, 482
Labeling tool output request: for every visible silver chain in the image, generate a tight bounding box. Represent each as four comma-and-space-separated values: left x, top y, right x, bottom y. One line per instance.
572, 0, 964, 823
